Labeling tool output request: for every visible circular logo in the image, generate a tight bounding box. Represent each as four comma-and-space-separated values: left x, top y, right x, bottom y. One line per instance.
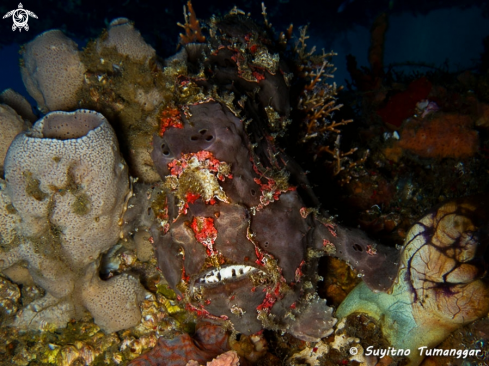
3, 3, 38, 32
12, 9, 28, 28
349, 346, 358, 355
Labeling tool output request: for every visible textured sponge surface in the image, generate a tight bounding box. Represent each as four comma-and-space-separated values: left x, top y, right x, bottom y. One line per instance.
81, 262, 147, 333
4, 109, 129, 269
21, 29, 85, 112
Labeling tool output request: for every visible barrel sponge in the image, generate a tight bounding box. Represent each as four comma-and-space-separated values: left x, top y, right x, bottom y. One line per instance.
0, 240, 76, 299
98, 18, 155, 61
80, 262, 147, 333
0, 179, 21, 245
0, 89, 36, 123
21, 29, 86, 112
4, 109, 129, 269
0, 104, 27, 176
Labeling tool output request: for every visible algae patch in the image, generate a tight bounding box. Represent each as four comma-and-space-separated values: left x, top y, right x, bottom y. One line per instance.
24, 171, 48, 201
72, 192, 91, 216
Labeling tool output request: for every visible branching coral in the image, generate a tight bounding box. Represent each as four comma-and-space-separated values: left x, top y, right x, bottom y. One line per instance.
178, 1, 206, 45
293, 26, 368, 177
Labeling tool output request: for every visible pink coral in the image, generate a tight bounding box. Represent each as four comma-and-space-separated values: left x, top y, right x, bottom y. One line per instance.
186, 351, 239, 366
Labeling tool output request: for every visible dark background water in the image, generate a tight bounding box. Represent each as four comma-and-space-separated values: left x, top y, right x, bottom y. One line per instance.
0, 0, 488, 110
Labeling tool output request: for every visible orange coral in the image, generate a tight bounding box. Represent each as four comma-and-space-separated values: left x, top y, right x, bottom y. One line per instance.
398, 113, 478, 158
178, 1, 206, 45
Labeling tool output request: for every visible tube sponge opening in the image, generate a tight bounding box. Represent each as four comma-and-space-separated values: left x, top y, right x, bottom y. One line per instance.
42, 110, 104, 140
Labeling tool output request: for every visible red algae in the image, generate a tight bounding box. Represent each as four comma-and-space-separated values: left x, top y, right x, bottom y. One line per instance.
376, 77, 432, 128
159, 107, 183, 137
191, 217, 218, 254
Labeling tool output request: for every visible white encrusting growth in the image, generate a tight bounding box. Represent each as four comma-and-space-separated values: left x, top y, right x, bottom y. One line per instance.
197, 265, 261, 284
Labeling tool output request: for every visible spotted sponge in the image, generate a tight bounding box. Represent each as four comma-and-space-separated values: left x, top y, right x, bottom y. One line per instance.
0, 105, 27, 176
4, 109, 130, 269
21, 29, 86, 112
80, 262, 148, 334
0, 109, 147, 333
97, 18, 155, 62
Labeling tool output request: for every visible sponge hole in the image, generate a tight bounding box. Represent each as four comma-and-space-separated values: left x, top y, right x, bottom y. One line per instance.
352, 244, 363, 252
161, 143, 170, 156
